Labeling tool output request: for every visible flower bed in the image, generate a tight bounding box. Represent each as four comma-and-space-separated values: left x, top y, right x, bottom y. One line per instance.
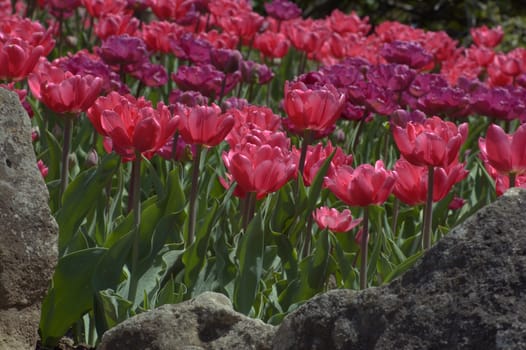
1, 0, 525, 348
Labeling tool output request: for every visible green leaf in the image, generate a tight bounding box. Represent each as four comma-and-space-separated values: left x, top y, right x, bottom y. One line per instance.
93, 289, 133, 332
234, 213, 265, 315
56, 153, 120, 254
306, 232, 331, 291
156, 278, 187, 306
306, 149, 336, 213
40, 248, 106, 346
43, 130, 61, 182
383, 251, 424, 284
182, 202, 218, 293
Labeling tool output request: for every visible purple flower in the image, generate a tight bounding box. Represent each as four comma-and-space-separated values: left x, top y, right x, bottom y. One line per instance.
342, 102, 368, 121
381, 40, 434, 70
470, 85, 517, 120
170, 32, 211, 65
168, 89, 208, 107
366, 63, 416, 92
221, 97, 250, 111
362, 83, 399, 115
157, 134, 195, 162
172, 64, 240, 99
416, 86, 470, 118
264, 0, 302, 20
407, 73, 448, 97
210, 48, 243, 74
390, 109, 426, 127
98, 34, 149, 66
128, 62, 168, 87
240, 60, 274, 84
56, 50, 125, 93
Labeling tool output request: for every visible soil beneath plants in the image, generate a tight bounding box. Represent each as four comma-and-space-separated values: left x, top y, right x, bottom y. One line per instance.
35, 338, 95, 350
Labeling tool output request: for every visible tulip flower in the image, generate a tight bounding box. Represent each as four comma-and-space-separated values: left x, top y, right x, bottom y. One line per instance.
392, 116, 468, 168
380, 40, 434, 70
254, 32, 290, 59
29, 59, 103, 115
479, 123, 526, 187
284, 81, 346, 133
37, 160, 49, 178
393, 116, 468, 250
393, 158, 468, 206
222, 129, 296, 199
225, 104, 281, 147
325, 160, 397, 289
98, 34, 149, 67
174, 103, 234, 147
470, 25, 504, 48
87, 91, 177, 161
29, 58, 104, 200
222, 129, 297, 230
302, 142, 353, 187
325, 160, 397, 208
313, 207, 362, 233
0, 38, 44, 82
82, 0, 127, 17
94, 13, 140, 40
264, 0, 302, 21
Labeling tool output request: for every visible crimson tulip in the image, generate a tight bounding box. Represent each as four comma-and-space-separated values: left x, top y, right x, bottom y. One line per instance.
313, 207, 362, 233
392, 116, 468, 168
283, 81, 345, 133
28, 58, 103, 114
0, 38, 44, 81
479, 123, 526, 187
87, 91, 177, 161
470, 25, 503, 48
302, 141, 353, 186
325, 160, 397, 207
393, 158, 468, 206
225, 105, 281, 147
221, 130, 297, 200
174, 103, 234, 147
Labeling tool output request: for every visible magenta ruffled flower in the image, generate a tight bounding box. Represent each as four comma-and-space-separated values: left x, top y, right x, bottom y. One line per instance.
381, 40, 434, 70
264, 0, 302, 21
172, 64, 240, 99
98, 34, 149, 66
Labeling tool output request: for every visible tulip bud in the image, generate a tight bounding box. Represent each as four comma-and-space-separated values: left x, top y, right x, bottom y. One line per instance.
210, 48, 242, 74
85, 149, 99, 168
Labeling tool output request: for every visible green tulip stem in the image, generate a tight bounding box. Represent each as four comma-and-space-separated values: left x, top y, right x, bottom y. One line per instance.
242, 192, 257, 231
187, 144, 202, 246
423, 165, 435, 250
59, 117, 73, 203
301, 214, 314, 259
360, 206, 370, 290
128, 152, 142, 304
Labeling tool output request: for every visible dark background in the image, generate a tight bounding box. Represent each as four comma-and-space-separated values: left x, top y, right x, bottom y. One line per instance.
254, 0, 526, 49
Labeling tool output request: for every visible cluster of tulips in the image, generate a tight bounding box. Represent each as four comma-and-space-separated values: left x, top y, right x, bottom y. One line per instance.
1, 0, 526, 346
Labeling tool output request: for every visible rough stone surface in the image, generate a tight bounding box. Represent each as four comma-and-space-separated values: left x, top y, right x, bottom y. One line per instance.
273, 188, 526, 350
0, 88, 58, 350
98, 292, 276, 350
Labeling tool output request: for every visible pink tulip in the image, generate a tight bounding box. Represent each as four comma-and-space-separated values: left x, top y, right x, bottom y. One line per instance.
392, 116, 468, 168
479, 123, 526, 176
313, 207, 362, 233
325, 160, 397, 207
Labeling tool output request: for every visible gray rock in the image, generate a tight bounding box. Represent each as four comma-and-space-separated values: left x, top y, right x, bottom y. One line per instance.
273, 188, 526, 350
98, 292, 275, 350
0, 88, 58, 350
